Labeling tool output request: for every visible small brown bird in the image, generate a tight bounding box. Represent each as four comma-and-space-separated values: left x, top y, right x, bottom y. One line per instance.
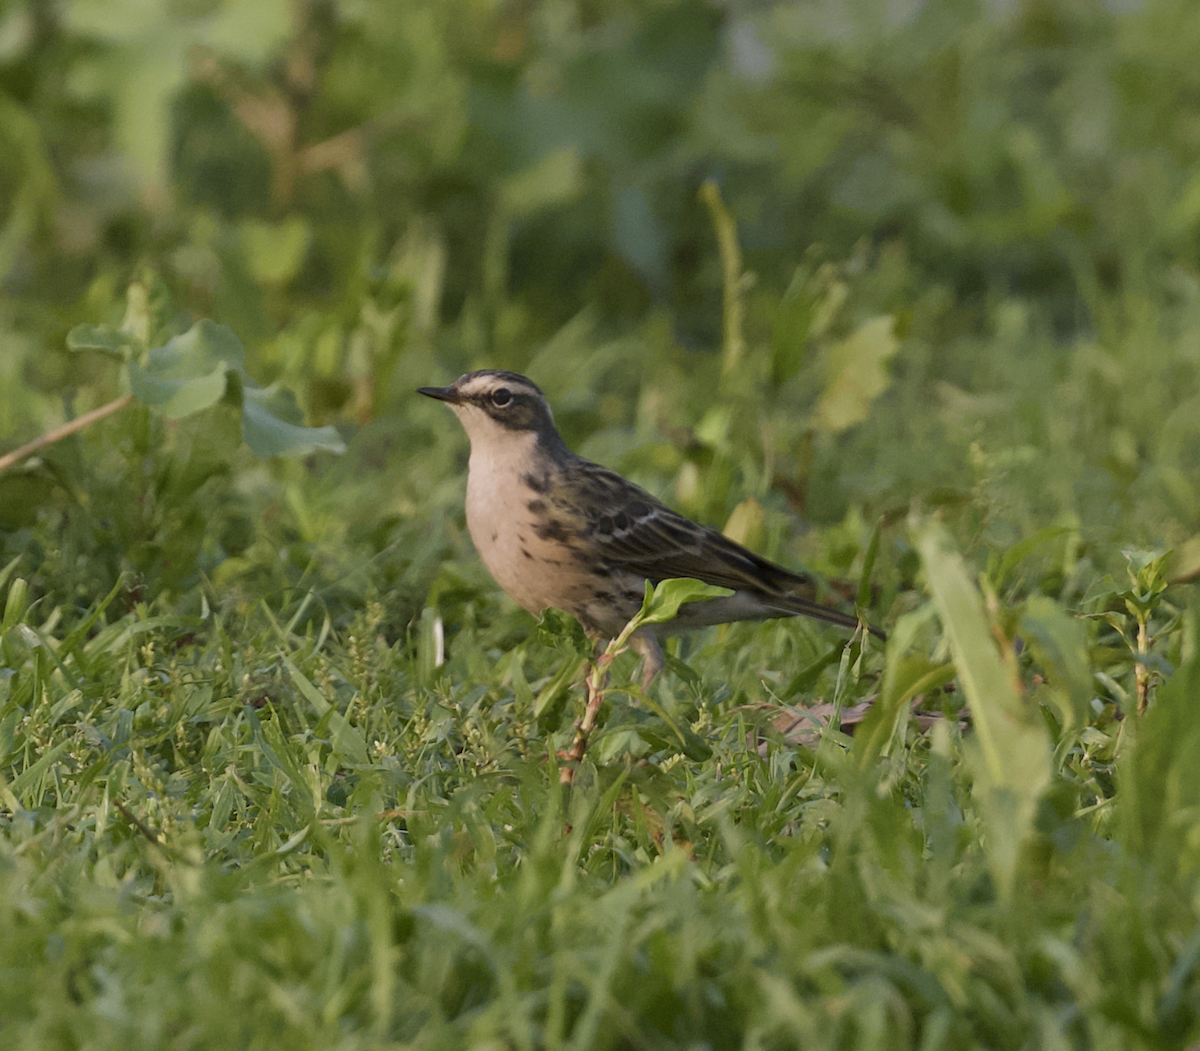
419, 370, 882, 683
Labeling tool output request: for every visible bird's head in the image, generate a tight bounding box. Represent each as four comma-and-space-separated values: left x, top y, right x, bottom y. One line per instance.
418, 370, 564, 454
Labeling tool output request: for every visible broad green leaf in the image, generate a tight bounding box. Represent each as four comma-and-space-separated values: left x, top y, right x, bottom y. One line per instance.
166, 318, 246, 370
129, 320, 245, 418
241, 384, 346, 458
241, 216, 312, 286
812, 315, 899, 433
915, 517, 1051, 898
633, 578, 734, 627
66, 324, 141, 358
1021, 594, 1092, 735
129, 360, 228, 419
1123, 548, 1168, 576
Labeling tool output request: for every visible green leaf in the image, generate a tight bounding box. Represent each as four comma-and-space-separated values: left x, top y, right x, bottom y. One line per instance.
853, 604, 951, 767
636, 693, 713, 761
633, 578, 734, 628
915, 517, 1051, 898
66, 324, 141, 358
780, 643, 844, 700
0, 555, 21, 594
536, 607, 593, 657
1119, 549, 1171, 617
812, 315, 899, 433
2, 576, 28, 629
241, 216, 312, 286
6, 739, 73, 804
1118, 654, 1200, 874
857, 516, 882, 610
241, 384, 346, 458
1021, 594, 1092, 735
991, 525, 1073, 590
130, 361, 228, 419
770, 265, 816, 386
533, 653, 587, 718
1123, 548, 1168, 577
721, 498, 765, 551
250, 708, 317, 819
129, 319, 245, 419
283, 657, 369, 767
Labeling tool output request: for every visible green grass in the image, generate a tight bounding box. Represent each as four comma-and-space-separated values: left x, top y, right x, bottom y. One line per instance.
0, 517, 1194, 1047
5, 0, 1200, 1045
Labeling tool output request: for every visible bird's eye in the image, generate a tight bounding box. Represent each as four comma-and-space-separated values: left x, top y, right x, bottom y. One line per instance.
490, 388, 512, 407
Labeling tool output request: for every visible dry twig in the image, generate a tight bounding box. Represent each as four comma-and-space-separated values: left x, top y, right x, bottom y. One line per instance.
0, 394, 134, 477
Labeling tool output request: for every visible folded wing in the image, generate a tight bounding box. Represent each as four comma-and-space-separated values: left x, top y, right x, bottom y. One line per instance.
570, 459, 875, 634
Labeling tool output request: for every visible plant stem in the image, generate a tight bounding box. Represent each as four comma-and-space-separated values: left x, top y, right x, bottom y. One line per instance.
0, 394, 135, 476
1136, 616, 1151, 715
698, 179, 746, 379
559, 653, 614, 784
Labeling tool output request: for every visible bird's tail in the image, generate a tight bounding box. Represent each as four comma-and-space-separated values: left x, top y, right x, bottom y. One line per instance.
765, 592, 888, 643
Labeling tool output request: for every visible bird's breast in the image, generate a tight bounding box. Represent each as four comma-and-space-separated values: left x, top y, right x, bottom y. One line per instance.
464, 446, 594, 619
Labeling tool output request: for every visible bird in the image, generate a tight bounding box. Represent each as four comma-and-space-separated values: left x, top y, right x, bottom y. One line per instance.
418, 370, 884, 685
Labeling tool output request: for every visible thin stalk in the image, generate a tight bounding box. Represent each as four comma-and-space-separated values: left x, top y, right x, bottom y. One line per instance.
0, 394, 135, 476
559, 652, 615, 785
698, 179, 746, 379
1136, 616, 1151, 715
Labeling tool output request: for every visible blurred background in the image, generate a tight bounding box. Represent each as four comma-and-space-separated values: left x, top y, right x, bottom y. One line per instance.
2, 0, 1199, 636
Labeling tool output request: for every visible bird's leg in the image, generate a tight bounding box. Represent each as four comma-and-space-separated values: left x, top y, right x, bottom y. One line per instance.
629, 628, 664, 691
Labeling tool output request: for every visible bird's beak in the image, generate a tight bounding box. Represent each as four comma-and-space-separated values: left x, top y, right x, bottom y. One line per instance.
417, 385, 462, 404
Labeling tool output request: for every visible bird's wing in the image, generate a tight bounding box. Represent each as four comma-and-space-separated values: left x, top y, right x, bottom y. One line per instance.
569, 460, 814, 595
564, 457, 881, 637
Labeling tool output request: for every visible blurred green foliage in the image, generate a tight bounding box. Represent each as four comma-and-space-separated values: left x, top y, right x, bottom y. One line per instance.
2, 0, 1200, 1045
